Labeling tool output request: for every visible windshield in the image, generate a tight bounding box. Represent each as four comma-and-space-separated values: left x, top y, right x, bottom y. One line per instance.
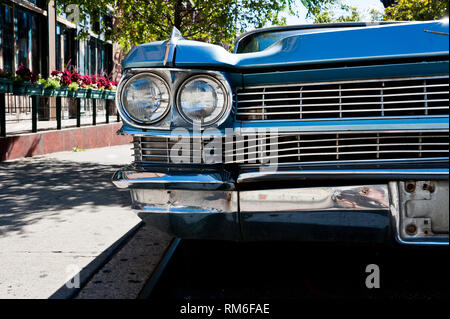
235, 26, 360, 54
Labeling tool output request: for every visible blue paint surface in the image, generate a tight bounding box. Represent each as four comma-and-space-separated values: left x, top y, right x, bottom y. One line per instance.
122, 20, 449, 70
119, 20, 449, 136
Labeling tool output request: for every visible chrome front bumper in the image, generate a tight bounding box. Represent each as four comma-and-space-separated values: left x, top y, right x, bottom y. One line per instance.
112, 167, 449, 245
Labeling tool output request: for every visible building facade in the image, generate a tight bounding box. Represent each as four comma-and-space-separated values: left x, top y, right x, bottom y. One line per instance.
0, 0, 119, 125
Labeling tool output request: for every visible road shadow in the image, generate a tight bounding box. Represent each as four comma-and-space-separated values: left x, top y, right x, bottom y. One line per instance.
0, 158, 131, 235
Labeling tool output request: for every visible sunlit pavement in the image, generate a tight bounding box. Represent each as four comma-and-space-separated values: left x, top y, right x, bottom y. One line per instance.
0, 145, 143, 298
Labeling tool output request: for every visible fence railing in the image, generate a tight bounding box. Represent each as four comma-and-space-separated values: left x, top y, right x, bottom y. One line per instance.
0, 79, 118, 137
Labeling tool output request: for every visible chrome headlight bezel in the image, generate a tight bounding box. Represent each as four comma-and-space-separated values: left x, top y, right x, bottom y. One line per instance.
175, 74, 233, 127
119, 72, 171, 125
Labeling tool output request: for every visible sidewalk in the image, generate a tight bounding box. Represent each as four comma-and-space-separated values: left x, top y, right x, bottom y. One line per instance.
0, 144, 141, 298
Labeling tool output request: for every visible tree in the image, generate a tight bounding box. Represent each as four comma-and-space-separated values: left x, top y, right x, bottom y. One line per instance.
54, 0, 300, 50
301, 0, 384, 23
309, 2, 363, 23
383, 0, 448, 21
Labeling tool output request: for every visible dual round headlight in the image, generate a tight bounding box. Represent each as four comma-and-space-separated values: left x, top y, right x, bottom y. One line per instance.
121, 73, 170, 124
177, 75, 228, 126
120, 73, 230, 126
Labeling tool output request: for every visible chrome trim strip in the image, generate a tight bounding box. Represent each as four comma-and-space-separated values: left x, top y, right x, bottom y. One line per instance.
239, 75, 449, 90
424, 30, 449, 36
230, 150, 447, 164
237, 169, 449, 183
112, 167, 235, 190
237, 85, 448, 96
163, 27, 184, 66
239, 157, 448, 168
237, 93, 448, 105
130, 189, 238, 214
235, 115, 449, 124
236, 107, 449, 116
227, 130, 448, 139
237, 122, 448, 133
240, 185, 390, 212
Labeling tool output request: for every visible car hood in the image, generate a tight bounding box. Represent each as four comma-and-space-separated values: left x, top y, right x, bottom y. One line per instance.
122, 20, 449, 70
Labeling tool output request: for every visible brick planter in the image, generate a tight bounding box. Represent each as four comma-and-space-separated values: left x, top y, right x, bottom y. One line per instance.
0, 122, 132, 161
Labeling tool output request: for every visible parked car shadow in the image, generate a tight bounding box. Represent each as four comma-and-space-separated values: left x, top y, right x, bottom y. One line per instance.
0, 158, 131, 235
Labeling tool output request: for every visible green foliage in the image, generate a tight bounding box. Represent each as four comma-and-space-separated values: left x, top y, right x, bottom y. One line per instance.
38, 77, 62, 89
68, 82, 80, 91
302, 0, 385, 23
383, 0, 448, 21
310, 2, 363, 23
54, 1, 300, 51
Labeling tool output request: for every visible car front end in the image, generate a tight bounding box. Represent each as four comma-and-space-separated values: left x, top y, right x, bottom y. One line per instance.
112, 21, 449, 245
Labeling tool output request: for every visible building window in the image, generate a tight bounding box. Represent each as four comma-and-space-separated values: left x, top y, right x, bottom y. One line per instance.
0, 4, 15, 73
56, 23, 76, 70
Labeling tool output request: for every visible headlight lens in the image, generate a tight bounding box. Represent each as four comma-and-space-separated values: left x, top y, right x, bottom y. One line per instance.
121, 73, 170, 123
177, 75, 228, 125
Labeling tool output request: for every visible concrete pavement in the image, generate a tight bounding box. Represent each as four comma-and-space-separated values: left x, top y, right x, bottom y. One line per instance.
0, 144, 142, 298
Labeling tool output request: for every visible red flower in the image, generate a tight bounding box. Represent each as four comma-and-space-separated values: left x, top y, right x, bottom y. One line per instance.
90, 75, 98, 85
71, 72, 82, 83
16, 63, 37, 83
60, 74, 72, 86
97, 76, 108, 88
81, 75, 92, 86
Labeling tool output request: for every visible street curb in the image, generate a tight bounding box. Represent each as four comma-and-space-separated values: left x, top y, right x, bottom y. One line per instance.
137, 238, 181, 299
48, 221, 143, 299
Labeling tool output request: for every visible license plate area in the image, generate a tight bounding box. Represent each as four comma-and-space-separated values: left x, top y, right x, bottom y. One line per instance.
391, 180, 449, 245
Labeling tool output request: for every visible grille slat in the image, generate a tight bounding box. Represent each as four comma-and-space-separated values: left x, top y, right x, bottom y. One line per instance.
236, 76, 449, 121
236, 106, 448, 115
237, 91, 449, 104
133, 131, 449, 166
237, 84, 448, 96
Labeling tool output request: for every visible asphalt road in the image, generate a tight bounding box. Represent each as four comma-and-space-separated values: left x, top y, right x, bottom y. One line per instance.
148, 240, 449, 301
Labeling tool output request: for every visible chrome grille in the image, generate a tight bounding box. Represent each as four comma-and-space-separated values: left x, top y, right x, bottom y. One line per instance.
236, 76, 449, 121
133, 131, 449, 165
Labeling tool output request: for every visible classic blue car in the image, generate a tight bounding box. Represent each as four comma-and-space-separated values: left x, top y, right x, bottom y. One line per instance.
112, 20, 449, 245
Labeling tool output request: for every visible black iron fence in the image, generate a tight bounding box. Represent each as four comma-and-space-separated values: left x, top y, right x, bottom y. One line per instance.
0, 79, 119, 137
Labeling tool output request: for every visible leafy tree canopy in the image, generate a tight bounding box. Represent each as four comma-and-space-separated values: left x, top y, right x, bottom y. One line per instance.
54, 0, 302, 50
301, 0, 384, 23
301, 0, 448, 24
383, 0, 448, 21
308, 2, 363, 23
